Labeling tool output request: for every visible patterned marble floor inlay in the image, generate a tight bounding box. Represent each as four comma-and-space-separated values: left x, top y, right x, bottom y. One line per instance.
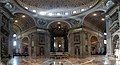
1, 55, 119, 65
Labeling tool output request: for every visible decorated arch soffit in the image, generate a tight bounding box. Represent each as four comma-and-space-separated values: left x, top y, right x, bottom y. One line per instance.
83, 10, 106, 31
36, 18, 81, 29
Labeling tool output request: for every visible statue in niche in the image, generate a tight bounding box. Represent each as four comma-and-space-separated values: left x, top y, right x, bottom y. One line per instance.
22, 45, 28, 54
85, 45, 88, 52
85, 33, 88, 40
39, 34, 45, 45
39, 47, 44, 55
74, 46, 80, 55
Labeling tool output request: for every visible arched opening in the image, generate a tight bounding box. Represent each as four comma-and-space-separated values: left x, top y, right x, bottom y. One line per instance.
83, 10, 106, 55
39, 47, 44, 56
48, 21, 70, 52
21, 37, 29, 55
13, 13, 36, 33
90, 36, 99, 55
83, 11, 105, 32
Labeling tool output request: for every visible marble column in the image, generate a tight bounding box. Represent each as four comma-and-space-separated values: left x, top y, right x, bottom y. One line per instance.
8, 18, 14, 57
45, 32, 50, 57
68, 31, 74, 57
50, 33, 54, 52
0, 13, 3, 27
80, 31, 84, 58
0, 12, 3, 60
64, 35, 68, 52
115, 38, 120, 65
118, 7, 120, 36
106, 17, 113, 56
117, 39, 120, 59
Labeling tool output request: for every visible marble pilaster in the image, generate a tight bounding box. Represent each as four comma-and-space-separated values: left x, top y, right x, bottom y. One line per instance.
106, 17, 113, 55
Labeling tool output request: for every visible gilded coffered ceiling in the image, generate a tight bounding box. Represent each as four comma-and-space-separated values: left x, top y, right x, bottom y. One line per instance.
15, 0, 99, 9
13, 0, 100, 17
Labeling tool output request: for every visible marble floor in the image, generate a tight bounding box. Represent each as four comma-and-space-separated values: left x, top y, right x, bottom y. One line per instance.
1, 55, 120, 65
